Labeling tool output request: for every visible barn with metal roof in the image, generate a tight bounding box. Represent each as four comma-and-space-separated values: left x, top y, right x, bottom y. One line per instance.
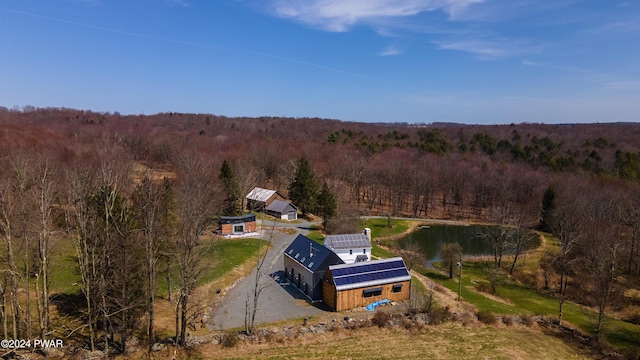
283, 234, 344, 302
322, 257, 411, 311
246, 187, 285, 211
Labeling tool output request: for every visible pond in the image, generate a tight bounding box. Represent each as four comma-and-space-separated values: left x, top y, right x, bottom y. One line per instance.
398, 224, 538, 262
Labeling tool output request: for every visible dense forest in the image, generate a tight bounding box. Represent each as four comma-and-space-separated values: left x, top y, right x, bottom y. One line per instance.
1, 106, 639, 355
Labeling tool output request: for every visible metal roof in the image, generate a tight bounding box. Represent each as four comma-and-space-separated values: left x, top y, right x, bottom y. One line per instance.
328, 257, 411, 291
246, 187, 277, 202
219, 214, 256, 224
284, 234, 344, 273
266, 199, 296, 213
324, 233, 371, 250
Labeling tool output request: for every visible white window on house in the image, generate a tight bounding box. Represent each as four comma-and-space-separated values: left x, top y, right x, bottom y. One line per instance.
233, 224, 244, 233
295, 253, 300, 259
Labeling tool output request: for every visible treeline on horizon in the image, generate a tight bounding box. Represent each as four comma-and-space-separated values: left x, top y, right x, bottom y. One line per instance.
0, 106, 639, 353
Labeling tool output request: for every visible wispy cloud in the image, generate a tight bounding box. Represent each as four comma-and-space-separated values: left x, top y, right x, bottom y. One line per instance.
378, 46, 402, 56
268, 0, 483, 32
605, 81, 640, 91
166, 0, 190, 7
436, 38, 540, 60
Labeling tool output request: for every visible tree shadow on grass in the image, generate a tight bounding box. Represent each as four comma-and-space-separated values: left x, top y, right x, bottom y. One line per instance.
50, 292, 87, 319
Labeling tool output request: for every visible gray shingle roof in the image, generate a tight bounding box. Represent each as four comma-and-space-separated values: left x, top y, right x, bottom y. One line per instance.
324, 233, 371, 250
266, 199, 296, 213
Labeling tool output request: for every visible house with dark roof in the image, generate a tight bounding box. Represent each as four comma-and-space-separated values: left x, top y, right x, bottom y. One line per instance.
283, 234, 344, 302
219, 214, 257, 236
322, 257, 411, 311
246, 187, 285, 211
265, 199, 298, 221
324, 229, 372, 264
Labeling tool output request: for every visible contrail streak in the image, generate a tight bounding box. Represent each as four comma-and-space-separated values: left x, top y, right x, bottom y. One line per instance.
0, 7, 382, 82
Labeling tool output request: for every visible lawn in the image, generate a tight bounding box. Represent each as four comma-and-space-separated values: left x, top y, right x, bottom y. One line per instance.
48, 235, 266, 298
157, 236, 268, 297
423, 261, 640, 353
360, 217, 413, 259
305, 230, 325, 245
49, 236, 83, 295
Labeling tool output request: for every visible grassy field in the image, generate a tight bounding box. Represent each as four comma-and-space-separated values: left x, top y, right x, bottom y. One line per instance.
123, 322, 591, 360
424, 258, 640, 354
48, 233, 267, 298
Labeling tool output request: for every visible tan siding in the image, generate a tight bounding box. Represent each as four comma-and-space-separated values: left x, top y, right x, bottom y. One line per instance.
322, 272, 337, 310
245, 221, 256, 232
221, 221, 256, 235
335, 281, 411, 312
221, 223, 233, 235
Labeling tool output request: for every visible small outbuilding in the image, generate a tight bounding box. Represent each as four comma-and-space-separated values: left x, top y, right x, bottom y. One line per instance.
246, 187, 285, 211
324, 229, 372, 264
265, 199, 298, 221
219, 214, 257, 236
322, 257, 411, 311
283, 234, 344, 302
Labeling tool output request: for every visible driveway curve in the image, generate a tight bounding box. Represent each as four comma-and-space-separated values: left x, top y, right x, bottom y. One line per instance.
209, 219, 325, 330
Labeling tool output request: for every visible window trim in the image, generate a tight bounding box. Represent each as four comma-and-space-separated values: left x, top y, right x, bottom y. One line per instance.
363, 287, 383, 298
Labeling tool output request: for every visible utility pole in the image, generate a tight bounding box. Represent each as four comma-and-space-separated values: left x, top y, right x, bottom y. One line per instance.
457, 258, 462, 301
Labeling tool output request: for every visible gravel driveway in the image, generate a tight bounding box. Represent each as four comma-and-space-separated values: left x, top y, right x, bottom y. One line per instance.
209, 220, 326, 330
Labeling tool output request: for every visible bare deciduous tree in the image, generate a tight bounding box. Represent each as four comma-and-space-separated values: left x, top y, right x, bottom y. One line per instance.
440, 242, 463, 279
244, 217, 275, 335
173, 153, 221, 346
132, 174, 173, 348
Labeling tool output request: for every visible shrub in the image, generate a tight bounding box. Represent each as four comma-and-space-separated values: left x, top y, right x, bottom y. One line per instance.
519, 314, 534, 327
476, 310, 497, 325
428, 306, 452, 325
622, 311, 640, 325
476, 281, 496, 295
372, 310, 391, 328
220, 331, 239, 348
501, 315, 513, 326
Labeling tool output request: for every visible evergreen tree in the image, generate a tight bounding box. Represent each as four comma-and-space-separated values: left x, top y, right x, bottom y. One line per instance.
288, 157, 318, 215
219, 160, 242, 216
317, 182, 337, 226
539, 186, 556, 232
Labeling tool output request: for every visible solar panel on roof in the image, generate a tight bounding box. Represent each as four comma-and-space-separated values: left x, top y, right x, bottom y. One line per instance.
330, 258, 410, 289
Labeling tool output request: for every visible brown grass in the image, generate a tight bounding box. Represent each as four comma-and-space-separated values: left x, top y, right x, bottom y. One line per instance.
116, 322, 591, 360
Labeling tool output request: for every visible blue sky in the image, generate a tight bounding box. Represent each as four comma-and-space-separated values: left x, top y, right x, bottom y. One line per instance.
1, 0, 639, 124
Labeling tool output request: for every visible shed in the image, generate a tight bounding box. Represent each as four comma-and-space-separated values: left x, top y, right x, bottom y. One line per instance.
266, 199, 298, 220
219, 214, 257, 236
283, 234, 344, 302
324, 231, 372, 264
246, 187, 285, 211
322, 257, 411, 311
